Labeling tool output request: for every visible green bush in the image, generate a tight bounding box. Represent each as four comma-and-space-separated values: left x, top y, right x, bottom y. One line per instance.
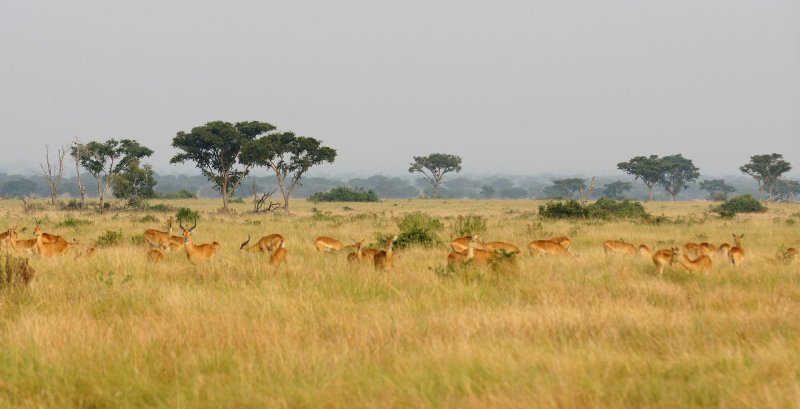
175, 207, 201, 224
55, 216, 93, 229
146, 203, 174, 212
308, 186, 379, 203
95, 230, 124, 248
451, 215, 487, 237
539, 199, 650, 220
138, 214, 160, 223
713, 195, 766, 216
392, 212, 443, 248
158, 189, 197, 199
538, 200, 585, 219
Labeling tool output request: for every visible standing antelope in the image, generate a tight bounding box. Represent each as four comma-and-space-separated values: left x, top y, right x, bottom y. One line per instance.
269, 240, 288, 267
1, 227, 19, 251
717, 243, 731, 258
347, 239, 367, 263
143, 217, 175, 251
448, 235, 495, 267
652, 248, 675, 276
697, 243, 717, 257
671, 248, 712, 274
729, 234, 745, 267
450, 236, 486, 253
603, 239, 636, 256
180, 222, 220, 263
314, 236, 347, 253
34, 228, 77, 257
240, 233, 285, 253
638, 244, 654, 257
528, 239, 570, 256
13, 238, 38, 255
549, 236, 572, 250
33, 225, 67, 244
373, 235, 399, 272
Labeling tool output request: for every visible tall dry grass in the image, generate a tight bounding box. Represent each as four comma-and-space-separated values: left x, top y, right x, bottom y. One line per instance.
0, 198, 799, 408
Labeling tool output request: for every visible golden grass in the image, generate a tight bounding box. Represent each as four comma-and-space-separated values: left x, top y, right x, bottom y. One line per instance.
0, 198, 799, 408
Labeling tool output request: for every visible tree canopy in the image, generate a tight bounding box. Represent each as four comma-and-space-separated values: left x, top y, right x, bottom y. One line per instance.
543, 178, 586, 199
740, 153, 792, 202
408, 153, 463, 198
698, 179, 736, 201
658, 154, 700, 201
602, 181, 632, 199
617, 155, 666, 201
71, 139, 154, 210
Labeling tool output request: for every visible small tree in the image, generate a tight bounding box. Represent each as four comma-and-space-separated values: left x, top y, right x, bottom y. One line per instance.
602, 181, 632, 199
480, 185, 495, 198
71, 139, 154, 210
774, 180, 800, 202
698, 179, 736, 201
658, 154, 700, 201
170, 120, 276, 212
408, 153, 462, 198
38, 144, 67, 205
71, 139, 88, 209
544, 178, 586, 199
111, 159, 157, 206
740, 153, 792, 202
617, 155, 666, 201
241, 131, 337, 213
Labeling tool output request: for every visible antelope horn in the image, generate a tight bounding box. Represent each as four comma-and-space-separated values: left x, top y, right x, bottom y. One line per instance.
190, 222, 197, 231
240, 234, 251, 251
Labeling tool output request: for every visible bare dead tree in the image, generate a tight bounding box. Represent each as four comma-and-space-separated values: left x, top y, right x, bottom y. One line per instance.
251, 177, 280, 213
71, 139, 88, 209
38, 144, 67, 205
580, 177, 597, 208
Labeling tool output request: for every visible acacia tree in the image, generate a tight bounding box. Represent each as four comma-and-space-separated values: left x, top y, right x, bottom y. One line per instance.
602, 181, 632, 199
408, 153, 462, 198
543, 178, 586, 199
617, 155, 666, 201
241, 131, 337, 213
38, 144, 67, 205
740, 153, 792, 202
171, 121, 276, 212
698, 179, 736, 201
71, 139, 154, 210
774, 180, 800, 202
658, 154, 700, 201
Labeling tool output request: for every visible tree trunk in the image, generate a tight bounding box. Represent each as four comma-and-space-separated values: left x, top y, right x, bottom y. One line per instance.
647, 185, 654, 201
50, 188, 56, 205
95, 176, 104, 211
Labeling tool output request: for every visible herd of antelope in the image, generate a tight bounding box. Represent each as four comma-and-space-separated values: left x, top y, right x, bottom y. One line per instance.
1, 216, 797, 276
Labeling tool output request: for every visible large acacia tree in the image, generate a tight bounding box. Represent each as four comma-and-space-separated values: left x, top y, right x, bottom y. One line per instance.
242, 131, 337, 213
71, 139, 153, 210
617, 155, 666, 201
740, 153, 792, 202
658, 154, 700, 201
171, 121, 276, 212
408, 153, 462, 198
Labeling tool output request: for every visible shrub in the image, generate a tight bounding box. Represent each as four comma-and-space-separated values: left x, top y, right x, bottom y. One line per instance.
538, 200, 585, 219
539, 199, 650, 220
0, 252, 35, 287
713, 195, 766, 216
393, 212, 443, 248
146, 203, 174, 212
451, 215, 487, 237
55, 216, 93, 229
158, 189, 197, 199
95, 230, 124, 248
175, 207, 201, 225
308, 186, 379, 203
138, 214, 160, 223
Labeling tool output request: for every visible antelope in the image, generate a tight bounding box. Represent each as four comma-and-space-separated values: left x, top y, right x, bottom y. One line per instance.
143, 217, 175, 251
485, 241, 520, 255
671, 248, 712, 274
34, 228, 77, 257
638, 244, 654, 257
729, 234, 745, 267
528, 239, 570, 256
682, 242, 702, 258
180, 222, 221, 263
240, 233, 285, 253
448, 235, 495, 267
373, 235, 399, 272
786, 248, 798, 260
167, 234, 184, 252
450, 236, 487, 253
75, 247, 97, 260
697, 242, 717, 257
549, 236, 572, 250
603, 239, 636, 256
347, 239, 367, 263
147, 249, 165, 263
33, 225, 67, 244
269, 240, 287, 267
13, 238, 38, 255
1, 227, 19, 251
717, 243, 731, 258
314, 236, 348, 253
652, 248, 675, 276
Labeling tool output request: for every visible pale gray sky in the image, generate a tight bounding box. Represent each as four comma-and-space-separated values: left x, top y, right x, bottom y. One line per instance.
1, 0, 798, 177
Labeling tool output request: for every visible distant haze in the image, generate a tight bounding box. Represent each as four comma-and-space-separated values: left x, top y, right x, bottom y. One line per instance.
1, 1, 798, 177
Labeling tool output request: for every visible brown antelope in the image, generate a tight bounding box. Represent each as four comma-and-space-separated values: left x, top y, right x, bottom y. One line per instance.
75, 247, 97, 260
167, 234, 184, 252
240, 233, 285, 253
34, 228, 77, 257
729, 234, 745, 267
143, 217, 175, 250
180, 222, 221, 263
652, 248, 675, 276
448, 235, 496, 267
603, 239, 636, 256
347, 239, 367, 263
485, 241, 520, 255
373, 235, 399, 272
786, 248, 798, 260
717, 243, 731, 258
33, 225, 67, 244
528, 239, 570, 256
638, 244, 654, 257
269, 240, 288, 267
697, 243, 717, 257
314, 236, 348, 253
450, 236, 487, 253
147, 249, 165, 263
549, 236, 572, 250
672, 248, 712, 274
682, 242, 702, 258
1, 227, 19, 251
13, 238, 38, 255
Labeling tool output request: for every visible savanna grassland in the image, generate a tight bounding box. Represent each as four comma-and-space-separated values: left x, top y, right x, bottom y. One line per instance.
1, 198, 800, 408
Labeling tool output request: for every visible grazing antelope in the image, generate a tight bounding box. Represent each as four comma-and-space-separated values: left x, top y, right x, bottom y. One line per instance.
671, 248, 712, 274
143, 217, 175, 251
269, 240, 288, 267
638, 244, 654, 257
603, 239, 636, 256
240, 233, 285, 253
528, 239, 570, 256
485, 241, 520, 255
314, 236, 347, 253
549, 236, 572, 250
1, 227, 19, 251
180, 222, 221, 263
147, 249, 165, 263
652, 248, 675, 276
34, 228, 77, 257
373, 235, 399, 272
450, 236, 486, 253
729, 234, 745, 267
347, 239, 367, 263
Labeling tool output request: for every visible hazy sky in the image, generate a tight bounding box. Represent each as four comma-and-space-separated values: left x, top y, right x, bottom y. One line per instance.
1, 0, 798, 177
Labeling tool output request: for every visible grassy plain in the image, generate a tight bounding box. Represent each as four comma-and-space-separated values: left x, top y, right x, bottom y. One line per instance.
0, 198, 799, 408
